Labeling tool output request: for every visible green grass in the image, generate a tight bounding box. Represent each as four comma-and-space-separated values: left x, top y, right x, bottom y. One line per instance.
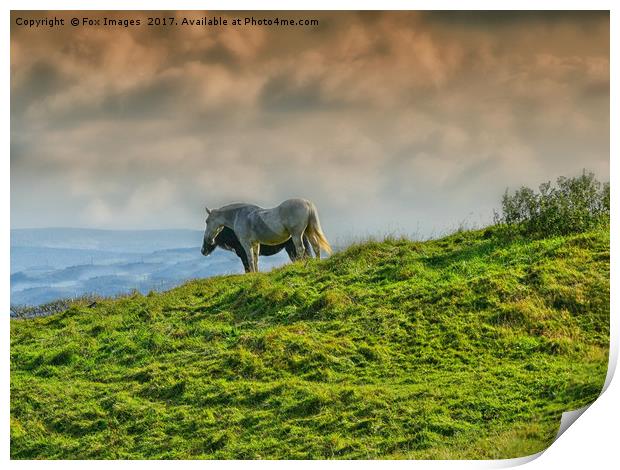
10, 225, 610, 459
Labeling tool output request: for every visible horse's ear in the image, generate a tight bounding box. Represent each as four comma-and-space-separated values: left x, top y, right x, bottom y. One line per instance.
205, 207, 211, 215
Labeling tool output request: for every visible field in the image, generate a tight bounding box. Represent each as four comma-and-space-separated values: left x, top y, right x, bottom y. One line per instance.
10, 225, 610, 459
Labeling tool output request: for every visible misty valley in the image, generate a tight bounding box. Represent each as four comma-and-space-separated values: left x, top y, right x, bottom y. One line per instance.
10, 228, 291, 311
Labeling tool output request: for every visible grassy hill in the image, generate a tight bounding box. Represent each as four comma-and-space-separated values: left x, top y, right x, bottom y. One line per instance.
10, 225, 610, 459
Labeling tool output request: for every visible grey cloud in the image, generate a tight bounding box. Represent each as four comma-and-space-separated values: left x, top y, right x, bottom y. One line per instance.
11, 60, 70, 119
260, 74, 344, 113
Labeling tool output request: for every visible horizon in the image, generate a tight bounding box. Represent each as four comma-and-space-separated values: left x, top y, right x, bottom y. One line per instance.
9, 223, 466, 245
11, 167, 610, 237
11, 226, 204, 232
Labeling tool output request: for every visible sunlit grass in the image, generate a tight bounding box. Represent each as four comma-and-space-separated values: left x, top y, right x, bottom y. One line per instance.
10, 225, 609, 459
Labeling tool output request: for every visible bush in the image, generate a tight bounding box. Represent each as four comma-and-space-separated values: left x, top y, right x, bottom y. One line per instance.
495, 171, 609, 237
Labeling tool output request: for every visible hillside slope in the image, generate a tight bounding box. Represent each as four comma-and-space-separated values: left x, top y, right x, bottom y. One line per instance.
10, 226, 610, 459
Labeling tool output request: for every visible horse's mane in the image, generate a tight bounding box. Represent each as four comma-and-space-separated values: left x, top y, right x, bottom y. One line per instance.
218, 202, 260, 212
215, 227, 242, 250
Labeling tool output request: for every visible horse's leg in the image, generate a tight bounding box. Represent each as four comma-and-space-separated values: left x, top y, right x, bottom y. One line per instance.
291, 233, 306, 261
252, 243, 260, 272
303, 235, 313, 258
235, 247, 251, 273
284, 241, 296, 262
240, 239, 255, 273
308, 234, 321, 260
285, 236, 306, 260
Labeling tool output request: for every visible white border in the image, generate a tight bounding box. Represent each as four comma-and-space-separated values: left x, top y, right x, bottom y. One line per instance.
2, 1, 616, 468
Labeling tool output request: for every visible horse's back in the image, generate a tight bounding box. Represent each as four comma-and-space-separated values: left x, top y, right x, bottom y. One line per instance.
277, 198, 313, 214
279, 197, 312, 206
222, 203, 261, 217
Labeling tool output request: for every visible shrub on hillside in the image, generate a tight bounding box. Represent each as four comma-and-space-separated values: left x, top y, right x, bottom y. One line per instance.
494, 171, 609, 237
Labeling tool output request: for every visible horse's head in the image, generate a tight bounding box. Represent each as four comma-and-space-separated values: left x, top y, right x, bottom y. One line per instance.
201, 207, 225, 255
200, 239, 217, 256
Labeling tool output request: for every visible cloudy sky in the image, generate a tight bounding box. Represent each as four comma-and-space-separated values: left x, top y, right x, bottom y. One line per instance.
11, 11, 609, 240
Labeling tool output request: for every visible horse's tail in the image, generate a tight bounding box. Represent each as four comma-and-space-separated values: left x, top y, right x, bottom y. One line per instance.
306, 204, 333, 255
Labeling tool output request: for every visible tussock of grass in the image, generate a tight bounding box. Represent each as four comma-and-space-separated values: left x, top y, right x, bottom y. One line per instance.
10, 226, 609, 459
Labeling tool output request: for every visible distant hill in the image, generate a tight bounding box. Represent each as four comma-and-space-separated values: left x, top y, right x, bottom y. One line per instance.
10, 225, 610, 459
10, 246, 142, 273
10, 228, 291, 307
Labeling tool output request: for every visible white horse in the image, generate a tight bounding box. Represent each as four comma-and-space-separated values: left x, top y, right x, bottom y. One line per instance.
203, 198, 332, 272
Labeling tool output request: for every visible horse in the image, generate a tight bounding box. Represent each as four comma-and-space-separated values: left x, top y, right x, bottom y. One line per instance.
201, 226, 312, 273
203, 198, 332, 272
